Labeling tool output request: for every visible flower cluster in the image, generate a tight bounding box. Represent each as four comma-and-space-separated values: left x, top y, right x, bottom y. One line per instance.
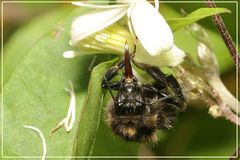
64, 0, 185, 67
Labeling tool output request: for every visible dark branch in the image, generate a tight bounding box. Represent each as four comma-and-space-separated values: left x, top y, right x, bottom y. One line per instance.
204, 0, 240, 72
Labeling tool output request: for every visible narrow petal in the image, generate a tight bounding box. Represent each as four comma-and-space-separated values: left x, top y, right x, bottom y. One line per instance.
72, 2, 128, 9
24, 125, 47, 160
70, 7, 128, 45
154, 0, 159, 11
134, 42, 185, 67
130, 1, 173, 56
51, 81, 76, 134
127, 2, 135, 37
63, 51, 76, 58
64, 81, 76, 132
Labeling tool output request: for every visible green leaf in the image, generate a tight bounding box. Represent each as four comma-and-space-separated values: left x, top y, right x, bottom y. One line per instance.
167, 8, 231, 32
2, 5, 140, 158
3, 6, 74, 86
2, 6, 108, 157
160, 5, 235, 73
72, 59, 117, 156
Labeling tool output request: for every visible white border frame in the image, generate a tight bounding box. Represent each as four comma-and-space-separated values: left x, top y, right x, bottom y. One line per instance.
1, 1, 239, 159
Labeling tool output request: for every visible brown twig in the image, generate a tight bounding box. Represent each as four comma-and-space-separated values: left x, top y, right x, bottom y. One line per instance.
209, 85, 240, 125
229, 146, 240, 160
205, 0, 240, 72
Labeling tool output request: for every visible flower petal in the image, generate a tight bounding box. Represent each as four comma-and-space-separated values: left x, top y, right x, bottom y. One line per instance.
154, 0, 159, 11
70, 7, 128, 45
134, 42, 185, 67
130, 1, 173, 56
63, 51, 76, 58
72, 2, 128, 9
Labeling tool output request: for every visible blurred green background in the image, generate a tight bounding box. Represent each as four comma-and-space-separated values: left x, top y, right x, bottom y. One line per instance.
1, 0, 239, 159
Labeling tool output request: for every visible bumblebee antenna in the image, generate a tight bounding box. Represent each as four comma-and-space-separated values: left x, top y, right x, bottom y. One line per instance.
124, 42, 133, 79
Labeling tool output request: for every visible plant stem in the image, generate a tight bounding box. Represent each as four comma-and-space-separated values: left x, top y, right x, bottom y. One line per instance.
204, 0, 240, 71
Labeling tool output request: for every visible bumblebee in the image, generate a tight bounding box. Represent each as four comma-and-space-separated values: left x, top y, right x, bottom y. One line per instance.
102, 44, 185, 142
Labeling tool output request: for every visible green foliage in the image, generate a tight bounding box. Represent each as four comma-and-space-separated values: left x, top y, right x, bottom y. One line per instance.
162, 5, 235, 73
2, 3, 236, 159
2, 4, 140, 157
167, 8, 231, 31
3, 6, 75, 86
73, 59, 117, 156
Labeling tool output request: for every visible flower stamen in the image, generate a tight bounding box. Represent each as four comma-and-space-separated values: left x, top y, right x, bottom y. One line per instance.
51, 81, 76, 134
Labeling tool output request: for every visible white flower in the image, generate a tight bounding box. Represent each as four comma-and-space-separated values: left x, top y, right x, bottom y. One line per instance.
65, 0, 185, 67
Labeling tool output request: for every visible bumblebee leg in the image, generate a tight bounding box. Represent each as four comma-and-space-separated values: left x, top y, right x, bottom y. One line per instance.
147, 69, 186, 110
101, 63, 123, 101
102, 58, 126, 88
102, 50, 135, 88
133, 61, 186, 109
140, 84, 161, 98
102, 76, 121, 100
133, 61, 168, 89
140, 84, 173, 104
102, 66, 121, 88
165, 75, 185, 102
103, 81, 121, 90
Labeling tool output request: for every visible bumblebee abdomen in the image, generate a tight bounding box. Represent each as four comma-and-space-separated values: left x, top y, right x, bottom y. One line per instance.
112, 125, 158, 142
106, 106, 159, 142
